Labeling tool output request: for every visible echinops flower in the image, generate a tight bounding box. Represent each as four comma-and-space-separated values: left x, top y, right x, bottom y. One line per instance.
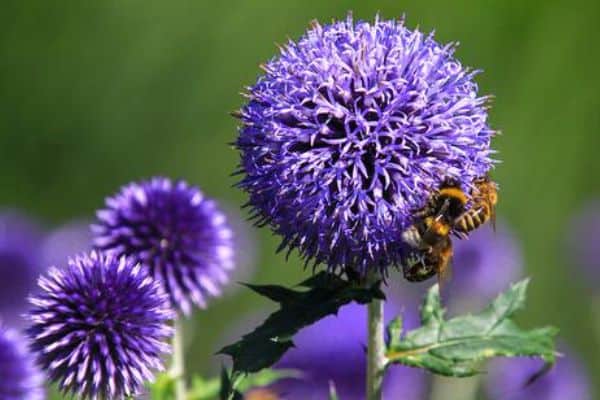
92, 177, 234, 315
0, 324, 45, 400
0, 210, 43, 325
27, 251, 174, 399
235, 15, 495, 274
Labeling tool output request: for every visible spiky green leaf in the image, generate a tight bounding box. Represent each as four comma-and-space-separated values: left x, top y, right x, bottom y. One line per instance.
386, 279, 558, 377
219, 271, 384, 375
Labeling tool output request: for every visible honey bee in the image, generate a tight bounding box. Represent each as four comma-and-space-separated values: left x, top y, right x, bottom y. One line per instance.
401, 175, 499, 285
454, 176, 498, 233
401, 178, 467, 284
405, 178, 468, 245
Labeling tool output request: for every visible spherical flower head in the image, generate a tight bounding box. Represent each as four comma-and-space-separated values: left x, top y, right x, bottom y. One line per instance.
0, 210, 43, 325
0, 325, 45, 400
445, 222, 523, 303
26, 251, 174, 399
235, 15, 496, 274
485, 349, 592, 400
566, 200, 600, 289
274, 291, 426, 400
92, 177, 235, 315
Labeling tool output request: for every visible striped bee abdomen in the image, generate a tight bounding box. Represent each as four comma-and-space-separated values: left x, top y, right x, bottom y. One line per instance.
454, 205, 490, 233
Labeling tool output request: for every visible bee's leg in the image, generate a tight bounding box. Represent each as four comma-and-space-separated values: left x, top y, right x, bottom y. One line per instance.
453, 230, 469, 240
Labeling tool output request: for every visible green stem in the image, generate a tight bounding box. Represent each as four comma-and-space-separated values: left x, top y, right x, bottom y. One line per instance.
171, 319, 187, 400
367, 298, 385, 400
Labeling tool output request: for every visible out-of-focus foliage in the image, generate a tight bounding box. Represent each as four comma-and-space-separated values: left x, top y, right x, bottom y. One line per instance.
0, 1, 598, 398
148, 368, 296, 400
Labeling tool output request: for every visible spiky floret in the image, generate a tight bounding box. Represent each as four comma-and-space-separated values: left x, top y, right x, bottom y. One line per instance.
26, 251, 174, 399
92, 177, 234, 315
0, 325, 45, 400
235, 15, 496, 274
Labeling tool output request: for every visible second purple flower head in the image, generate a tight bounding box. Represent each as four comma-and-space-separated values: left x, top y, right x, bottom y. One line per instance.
93, 177, 235, 315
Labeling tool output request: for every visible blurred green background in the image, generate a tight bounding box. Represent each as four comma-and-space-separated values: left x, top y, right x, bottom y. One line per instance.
1, 0, 598, 398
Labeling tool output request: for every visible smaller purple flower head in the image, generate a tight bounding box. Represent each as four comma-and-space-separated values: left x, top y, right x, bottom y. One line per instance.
273, 290, 426, 400
485, 348, 592, 400
235, 14, 496, 275
0, 324, 45, 400
0, 210, 43, 325
445, 222, 523, 304
92, 177, 235, 315
26, 251, 174, 399
566, 200, 600, 289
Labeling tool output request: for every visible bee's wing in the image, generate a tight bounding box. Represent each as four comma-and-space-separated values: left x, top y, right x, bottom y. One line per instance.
490, 204, 497, 232
438, 258, 453, 291
402, 225, 423, 249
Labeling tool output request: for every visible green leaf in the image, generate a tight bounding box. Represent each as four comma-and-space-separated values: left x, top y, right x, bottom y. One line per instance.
219, 367, 243, 400
236, 368, 301, 392
386, 279, 558, 377
386, 316, 403, 349
219, 271, 384, 375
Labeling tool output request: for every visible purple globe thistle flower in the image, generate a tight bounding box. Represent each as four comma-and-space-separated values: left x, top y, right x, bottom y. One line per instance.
444, 221, 523, 306
41, 219, 93, 269
92, 177, 235, 315
272, 291, 426, 400
235, 15, 496, 274
485, 347, 592, 400
0, 324, 45, 400
0, 210, 43, 325
26, 251, 174, 399
566, 200, 600, 289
